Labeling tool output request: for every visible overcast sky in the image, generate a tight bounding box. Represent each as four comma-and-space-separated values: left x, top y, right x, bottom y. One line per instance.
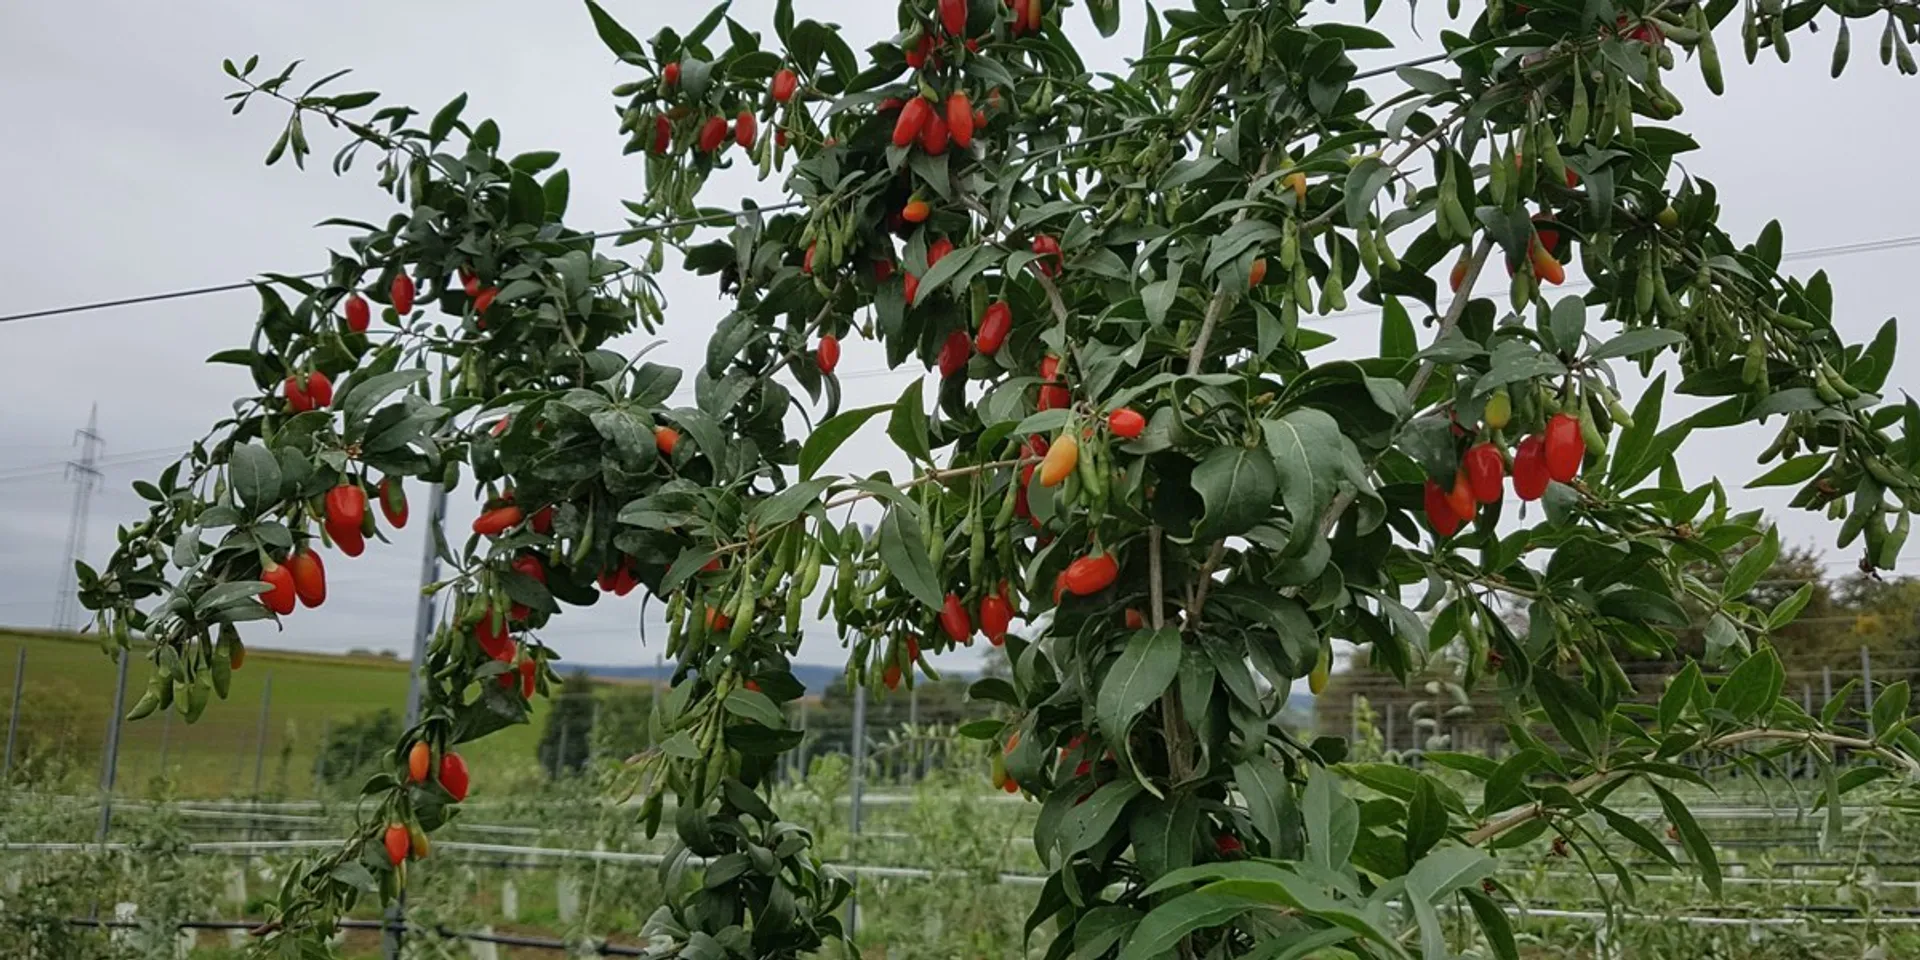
1, 1, 1915, 674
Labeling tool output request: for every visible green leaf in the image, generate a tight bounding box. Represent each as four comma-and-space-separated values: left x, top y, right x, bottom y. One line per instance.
331, 861, 378, 894
196, 580, 272, 615
1117, 892, 1260, 960
584, 0, 647, 62
722, 689, 786, 729
1746, 453, 1830, 488
1651, 781, 1721, 896
1659, 663, 1701, 732
341, 370, 428, 428
1192, 447, 1278, 539
1244, 928, 1359, 960
799, 404, 890, 480
913, 245, 986, 306
1380, 298, 1415, 360
1344, 157, 1394, 228
542, 169, 570, 220
751, 478, 832, 529
1594, 803, 1680, 867
1143, 277, 1179, 329
1073, 906, 1141, 959
1204, 219, 1286, 276
967, 677, 1020, 707
1713, 647, 1781, 721
1406, 845, 1495, 903
1405, 776, 1446, 860
229, 444, 283, 510
1132, 793, 1200, 879
667, 408, 727, 472
1087, 0, 1122, 36
1873, 680, 1910, 738
1263, 408, 1355, 547
1302, 768, 1358, 872
1098, 628, 1183, 759
1722, 526, 1780, 599
1532, 670, 1601, 757
1233, 754, 1297, 856
1478, 749, 1543, 816
956, 718, 1005, 740
507, 170, 545, 225
1060, 781, 1144, 856
1597, 587, 1689, 626
1549, 295, 1587, 349
1463, 888, 1519, 960
878, 508, 943, 609
1750, 387, 1826, 419
888, 378, 932, 464
1590, 328, 1686, 360
427, 93, 467, 145
1769, 583, 1816, 629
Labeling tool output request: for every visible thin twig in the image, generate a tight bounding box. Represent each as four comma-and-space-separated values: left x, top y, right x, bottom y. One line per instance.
1464, 728, 1920, 847
818, 456, 1029, 511
1184, 152, 1275, 372
1315, 234, 1494, 537
1186, 541, 1229, 629
1148, 526, 1167, 630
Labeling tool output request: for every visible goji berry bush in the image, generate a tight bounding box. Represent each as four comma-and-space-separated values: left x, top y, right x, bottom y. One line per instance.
76, 0, 1920, 955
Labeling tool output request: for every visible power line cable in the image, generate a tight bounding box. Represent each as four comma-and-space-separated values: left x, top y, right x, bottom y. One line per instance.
0, 203, 806, 327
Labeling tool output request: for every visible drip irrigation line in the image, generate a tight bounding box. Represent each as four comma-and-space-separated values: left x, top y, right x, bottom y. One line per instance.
64, 916, 646, 956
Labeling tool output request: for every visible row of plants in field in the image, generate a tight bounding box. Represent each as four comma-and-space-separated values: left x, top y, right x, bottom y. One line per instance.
11, 763, 1920, 959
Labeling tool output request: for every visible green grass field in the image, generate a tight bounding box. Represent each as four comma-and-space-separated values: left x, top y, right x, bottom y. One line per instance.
0, 630, 558, 799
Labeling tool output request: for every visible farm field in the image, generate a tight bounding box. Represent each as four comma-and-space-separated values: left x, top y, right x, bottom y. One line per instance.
7, 757, 1920, 959
0, 630, 560, 798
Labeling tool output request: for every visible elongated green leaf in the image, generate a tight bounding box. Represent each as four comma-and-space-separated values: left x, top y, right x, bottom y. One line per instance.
1407, 845, 1495, 903
1245, 928, 1359, 960
1713, 646, 1782, 722
1659, 663, 1701, 732
1746, 453, 1830, 488
1722, 526, 1780, 599
798, 404, 890, 480
229, 443, 282, 511
342, 370, 428, 428
1651, 781, 1721, 896
1132, 793, 1199, 879
1073, 905, 1141, 959
723, 689, 785, 729
1531, 670, 1600, 758
888, 378, 932, 464
1193, 447, 1277, 538
751, 478, 832, 529
1405, 777, 1446, 861
1060, 781, 1144, 856
1595, 802, 1680, 866
1590, 328, 1686, 360
1117, 892, 1260, 960
1263, 408, 1353, 547
877, 508, 942, 609
1233, 755, 1297, 856
584, 0, 647, 61
1143, 277, 1179, 328
1478, 749, 1543, 816
1098, 628, 1182, 753
1769, 582, 1816, 629
1302, 768, 1358, 872
1873, 680, 1910, 738
1463, 888, 1519, 960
